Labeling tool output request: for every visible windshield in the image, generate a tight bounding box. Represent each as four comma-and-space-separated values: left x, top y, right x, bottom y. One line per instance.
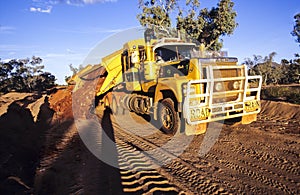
159, 59, 190, 77
155, 45, 194, 62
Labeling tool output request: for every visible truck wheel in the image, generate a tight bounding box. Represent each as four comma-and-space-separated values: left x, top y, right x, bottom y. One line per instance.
158, 98, 179, 135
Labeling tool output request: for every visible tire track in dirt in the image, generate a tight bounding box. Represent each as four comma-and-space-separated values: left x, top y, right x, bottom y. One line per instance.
226, 143, 299, 176
252, 140, 299, 160
203, 118, 300, 194
226, 115, 299, 172
209, 146, 298, 193
204, 151, 295, 194
115, 139, 184, 194
96, 108, 187, 194
114, 125, 238, 194
215, 130, 300, 178
37, 122, 77, 170
257, 114, 300, 135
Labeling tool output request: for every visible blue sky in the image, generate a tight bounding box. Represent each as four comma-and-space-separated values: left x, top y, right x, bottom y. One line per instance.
0, 0, 299, 84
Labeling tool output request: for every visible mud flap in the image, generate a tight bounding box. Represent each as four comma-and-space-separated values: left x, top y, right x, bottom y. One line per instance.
180, 106, 208, 135
241, 114, 257, 124
184, 122, 207, 136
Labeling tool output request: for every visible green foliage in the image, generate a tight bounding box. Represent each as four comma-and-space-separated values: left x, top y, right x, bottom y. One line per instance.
281, 54, 300, 84
291, 13, 300, 46
0, 57, 56, 93
245, 53, 300, 86
245, 52, 277, 85
195, 0, 237, 50
177, 0, 203, 41
137, 0, 237, 51
261, 86, 300, 105
137, 0, 176, 29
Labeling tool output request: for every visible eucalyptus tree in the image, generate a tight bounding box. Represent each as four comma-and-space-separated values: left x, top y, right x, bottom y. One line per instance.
137, 0, 237, 50
0, 57, 56, 92
291, 13, 300, 46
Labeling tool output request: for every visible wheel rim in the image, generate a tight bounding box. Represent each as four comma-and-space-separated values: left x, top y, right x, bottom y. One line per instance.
161, 106, 174, 130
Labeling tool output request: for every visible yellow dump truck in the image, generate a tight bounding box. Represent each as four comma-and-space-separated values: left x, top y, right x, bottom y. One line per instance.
71, 29, 262, 135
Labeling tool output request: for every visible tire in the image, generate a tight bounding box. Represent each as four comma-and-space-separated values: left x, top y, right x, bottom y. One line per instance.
157, 98, 179, 135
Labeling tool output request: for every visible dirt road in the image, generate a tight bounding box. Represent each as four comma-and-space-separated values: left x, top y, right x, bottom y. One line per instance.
0, 89, 299, 194
88, 103, 300, 194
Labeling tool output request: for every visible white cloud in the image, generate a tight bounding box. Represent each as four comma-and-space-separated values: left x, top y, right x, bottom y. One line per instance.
29, 6, 52, 13
33, 0, 117, 6
0, 26, 16, 34
43, 49, 86, 62
56, 27, 125, 34
44, 53, 66, 58
8, 52, 16, 56
82, 0, 117, 4
0, 44, 38, 52
29, 0, 117, 11
64, 0, 117, 5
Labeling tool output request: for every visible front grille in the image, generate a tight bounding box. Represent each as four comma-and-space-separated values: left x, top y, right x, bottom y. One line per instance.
213, 94, 239, 103
213, 69, 242, 78
212, 68, 244, 103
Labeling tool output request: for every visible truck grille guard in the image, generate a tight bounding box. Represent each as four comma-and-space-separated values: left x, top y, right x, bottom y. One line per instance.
184, 65, 263, 125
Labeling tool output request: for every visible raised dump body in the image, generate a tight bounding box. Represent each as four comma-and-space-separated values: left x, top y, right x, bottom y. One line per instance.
97, 49, 123, 95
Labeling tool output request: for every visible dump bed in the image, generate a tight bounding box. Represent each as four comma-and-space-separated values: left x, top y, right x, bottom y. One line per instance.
96, 49, 123, 96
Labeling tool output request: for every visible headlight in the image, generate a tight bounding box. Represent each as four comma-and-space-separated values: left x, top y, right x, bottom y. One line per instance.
232, 81, 240, 90
214, 82, 223, 91
228, 80, 240, 90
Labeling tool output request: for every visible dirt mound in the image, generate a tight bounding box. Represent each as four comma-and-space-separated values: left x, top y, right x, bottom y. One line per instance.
0, 87, 76, 194
27, 95, 47, 122
0, 93, 54, 194
0, 92, 32, 116
48, 86, 74, 120
261, 100, 300, 120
